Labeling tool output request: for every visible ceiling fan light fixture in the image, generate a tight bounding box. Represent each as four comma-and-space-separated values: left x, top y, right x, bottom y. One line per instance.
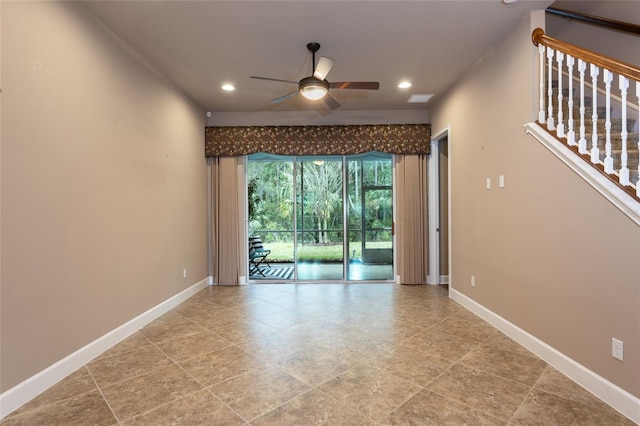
299, 77, 329, 100
300, 84, 328, 100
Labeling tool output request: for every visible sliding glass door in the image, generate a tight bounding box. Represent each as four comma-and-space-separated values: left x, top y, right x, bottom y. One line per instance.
346, 154, 394, 281
247, 155, 295, 280
247, 153, 393, 282
296, 158, 344, 280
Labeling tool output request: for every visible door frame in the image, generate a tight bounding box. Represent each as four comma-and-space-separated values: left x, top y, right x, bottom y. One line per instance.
245, 153, 395, 283
427, 126, 451, 285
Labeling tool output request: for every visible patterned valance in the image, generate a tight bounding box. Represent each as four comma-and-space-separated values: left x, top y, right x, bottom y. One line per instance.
205, 124, 431, 157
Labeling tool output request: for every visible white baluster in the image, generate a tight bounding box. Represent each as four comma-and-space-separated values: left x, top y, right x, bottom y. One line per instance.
603, 70, 613, 173
637, 81, 640, 197
590, 64, 600, 164
538, 44, 546, 124
556, 51, 565, 138
547, 47, 555, 130
566, 55, 575, 146
618, 76, 629, 185
578, 59, 587, 154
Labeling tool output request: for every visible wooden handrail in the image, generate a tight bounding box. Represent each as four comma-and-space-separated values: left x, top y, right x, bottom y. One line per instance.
532, 28, 640, 82
546, 7, 640, 36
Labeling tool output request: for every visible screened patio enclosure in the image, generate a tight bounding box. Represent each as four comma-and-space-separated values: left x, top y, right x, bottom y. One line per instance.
247, 152, 394, 282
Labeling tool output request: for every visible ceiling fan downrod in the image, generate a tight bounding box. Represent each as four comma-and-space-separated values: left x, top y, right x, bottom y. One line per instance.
307, 42, 321, 76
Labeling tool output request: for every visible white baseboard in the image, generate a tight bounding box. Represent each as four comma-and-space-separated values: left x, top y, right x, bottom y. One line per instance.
427, 275, 449, 285
0, 278, 209, 419
450, 287, 640, 424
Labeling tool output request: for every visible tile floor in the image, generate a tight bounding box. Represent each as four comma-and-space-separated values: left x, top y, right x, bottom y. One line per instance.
1, 284, 635, 425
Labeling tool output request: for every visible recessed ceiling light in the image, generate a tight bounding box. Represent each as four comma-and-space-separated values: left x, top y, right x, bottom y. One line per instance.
407, 94, 433, 103
221, 84, 235, 91
398, 81, 412, 89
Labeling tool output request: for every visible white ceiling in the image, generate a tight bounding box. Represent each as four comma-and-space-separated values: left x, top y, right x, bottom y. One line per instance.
82, 0, 553, 113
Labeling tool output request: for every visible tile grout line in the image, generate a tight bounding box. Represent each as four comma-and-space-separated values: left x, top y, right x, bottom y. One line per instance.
422, 387, 511, 424
244, 387, 317, 424
311, 386, 381, 424
145, 337, 251, 424
505, 364, 555, 424
523, 365, 630, 420
401, 337, 520, 422
382, 383, 426, 422
85, 365, 123, 426
428, 356, 541, 423
96, 328, 228, 424
0, 374, 113, 424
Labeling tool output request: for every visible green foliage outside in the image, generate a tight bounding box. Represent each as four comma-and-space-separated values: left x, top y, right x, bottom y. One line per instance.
265, 241, 392, 263
248, 155, 393, 263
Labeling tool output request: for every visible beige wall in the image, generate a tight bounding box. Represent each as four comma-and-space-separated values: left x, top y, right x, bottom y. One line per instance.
429, 11, 640, 398
207, 109, 430, 126
1, 1, 208, 392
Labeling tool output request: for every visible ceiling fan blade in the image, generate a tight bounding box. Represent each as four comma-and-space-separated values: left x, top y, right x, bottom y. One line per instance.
251, 76, 299, 85
329, 81, 380, 90
270, 90, 299, 104
313, 56, 335, 80
322, 93, 341, 110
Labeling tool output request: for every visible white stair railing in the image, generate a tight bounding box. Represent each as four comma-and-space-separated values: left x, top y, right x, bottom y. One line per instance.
578, 59, 587, 155
619, 76, 629, 185
589, 63, 600, 164
532, 29, 640, 200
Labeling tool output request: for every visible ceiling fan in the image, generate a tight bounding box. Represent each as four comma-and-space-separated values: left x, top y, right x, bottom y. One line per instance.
250, 42, 380, 110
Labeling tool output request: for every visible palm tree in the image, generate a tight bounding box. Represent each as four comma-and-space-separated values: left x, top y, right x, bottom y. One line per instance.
301, 161, 342, 244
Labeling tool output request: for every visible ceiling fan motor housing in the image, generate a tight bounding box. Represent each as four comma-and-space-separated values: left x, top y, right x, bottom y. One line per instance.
299, 76, 329, 100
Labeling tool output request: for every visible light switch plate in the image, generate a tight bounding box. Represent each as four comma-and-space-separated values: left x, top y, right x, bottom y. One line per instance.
612, 338, 624, 361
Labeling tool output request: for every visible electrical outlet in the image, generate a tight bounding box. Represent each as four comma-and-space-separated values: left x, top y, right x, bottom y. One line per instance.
486, 178, 491, 190
471, 275, 476, 287
183, 268, 187, 279
499, 175, 505, 188
612, 338, 623, 361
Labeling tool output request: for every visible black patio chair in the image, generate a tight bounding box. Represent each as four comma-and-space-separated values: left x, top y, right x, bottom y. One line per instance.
249, 236, 271, 277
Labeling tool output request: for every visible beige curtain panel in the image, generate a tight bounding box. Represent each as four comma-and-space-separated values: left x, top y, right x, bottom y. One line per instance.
211, 156, 244, 285
395, 154, 429, 284
205, 124, 430, 157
